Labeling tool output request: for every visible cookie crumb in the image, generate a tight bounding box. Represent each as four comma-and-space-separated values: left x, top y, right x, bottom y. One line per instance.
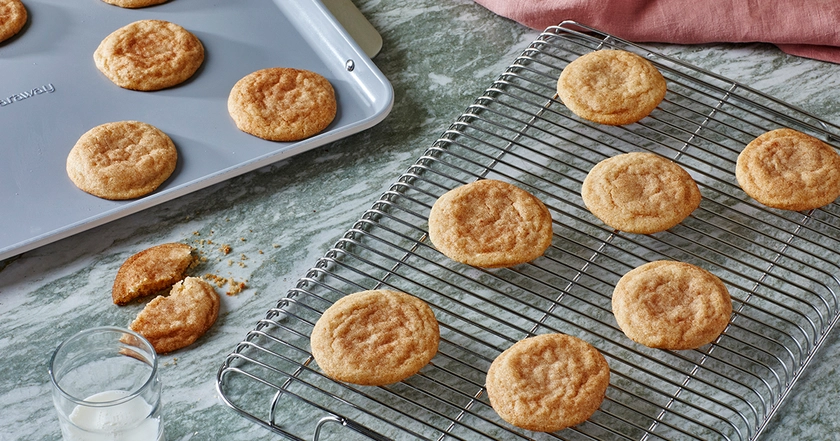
203, 273, 247, 296
226, 280, 246, 296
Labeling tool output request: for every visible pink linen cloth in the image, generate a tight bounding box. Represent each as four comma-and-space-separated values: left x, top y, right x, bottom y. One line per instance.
473, 0, 840, 63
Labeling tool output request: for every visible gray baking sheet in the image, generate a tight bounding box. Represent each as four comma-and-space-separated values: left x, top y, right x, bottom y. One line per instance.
0, 0, 393, 261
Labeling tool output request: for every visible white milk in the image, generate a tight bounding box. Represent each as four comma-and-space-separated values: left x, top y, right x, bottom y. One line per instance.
62, 390, 162, 441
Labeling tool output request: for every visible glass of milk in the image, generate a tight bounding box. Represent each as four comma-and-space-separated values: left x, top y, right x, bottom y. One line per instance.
49, 326, 164, 441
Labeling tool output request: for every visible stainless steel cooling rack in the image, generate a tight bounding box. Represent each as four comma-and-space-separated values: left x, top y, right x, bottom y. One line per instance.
217, 21, 840, 441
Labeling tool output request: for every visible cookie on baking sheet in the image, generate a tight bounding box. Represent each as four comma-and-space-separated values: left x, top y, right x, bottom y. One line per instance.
227, 67, 337, 141
94, 19, 204, 91
736, 128, 840, 211
130, 276, 220, 354
428, 179, 553, 268
612, 261, 732, 350
0, 0, 27, 43
66, 121, 177, 200
112, 243, 195, 305
557, 49, 667, 126
310, 289, 439, 386
101, 0, 168, 8
486, 333, 610, 432
581, 152, 701, 234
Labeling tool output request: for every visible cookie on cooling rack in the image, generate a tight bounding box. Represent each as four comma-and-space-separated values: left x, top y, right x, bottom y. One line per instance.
736, 128, 840, 211
310, 289, 439, 386
612, 260, 732, 350
581, 152, 701, 234
112, 243, 195, 305
101, 0, 168, 7
66, 121, 178, 200
0, 0, 27, 43
428, 179, 553, 268
227, 67, 337, 141
485, 333, 610, 432
557, 49, 667, 126
94, 19, 204, 91
130, 276, 220, 354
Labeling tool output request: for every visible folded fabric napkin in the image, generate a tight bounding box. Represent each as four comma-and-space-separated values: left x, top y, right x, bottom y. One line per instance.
474, 0, 840, 63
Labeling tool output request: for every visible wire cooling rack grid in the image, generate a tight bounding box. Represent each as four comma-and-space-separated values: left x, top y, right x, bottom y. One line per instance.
217, 22, 840, 441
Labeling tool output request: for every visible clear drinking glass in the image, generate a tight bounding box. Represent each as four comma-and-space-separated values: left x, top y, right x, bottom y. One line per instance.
49, 326, 164, 441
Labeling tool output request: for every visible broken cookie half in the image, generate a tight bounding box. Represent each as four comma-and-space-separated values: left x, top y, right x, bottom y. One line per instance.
129, 276, 220, 354
112, 242, 196, 305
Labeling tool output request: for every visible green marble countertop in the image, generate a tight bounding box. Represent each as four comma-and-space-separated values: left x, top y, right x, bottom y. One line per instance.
3, 0, 839, 440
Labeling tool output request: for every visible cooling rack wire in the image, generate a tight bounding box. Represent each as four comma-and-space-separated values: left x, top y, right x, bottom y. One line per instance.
217, 21, 840, 441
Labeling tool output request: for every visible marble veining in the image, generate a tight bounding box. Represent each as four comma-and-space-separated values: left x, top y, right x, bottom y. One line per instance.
2, 0, 840, 440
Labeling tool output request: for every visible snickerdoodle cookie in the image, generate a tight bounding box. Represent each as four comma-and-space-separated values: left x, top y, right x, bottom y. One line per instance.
0, 0, 26, 43
486, 333, 610, 432
428, 179, 553, 268
736, 128, 840, 211
557, 49, 667, 126
66, 121, 177, 200
101, 0, 168, 8
310, 290, 439, 386
112, 243, 195, 305
581, 152, 701, 234
612, 261, 731, 350
94, 19, 204, 91
227, 67, 337, 141
129, 276, 220, 354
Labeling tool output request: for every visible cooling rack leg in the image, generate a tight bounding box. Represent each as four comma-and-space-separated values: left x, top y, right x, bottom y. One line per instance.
313, 416, 392, 441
